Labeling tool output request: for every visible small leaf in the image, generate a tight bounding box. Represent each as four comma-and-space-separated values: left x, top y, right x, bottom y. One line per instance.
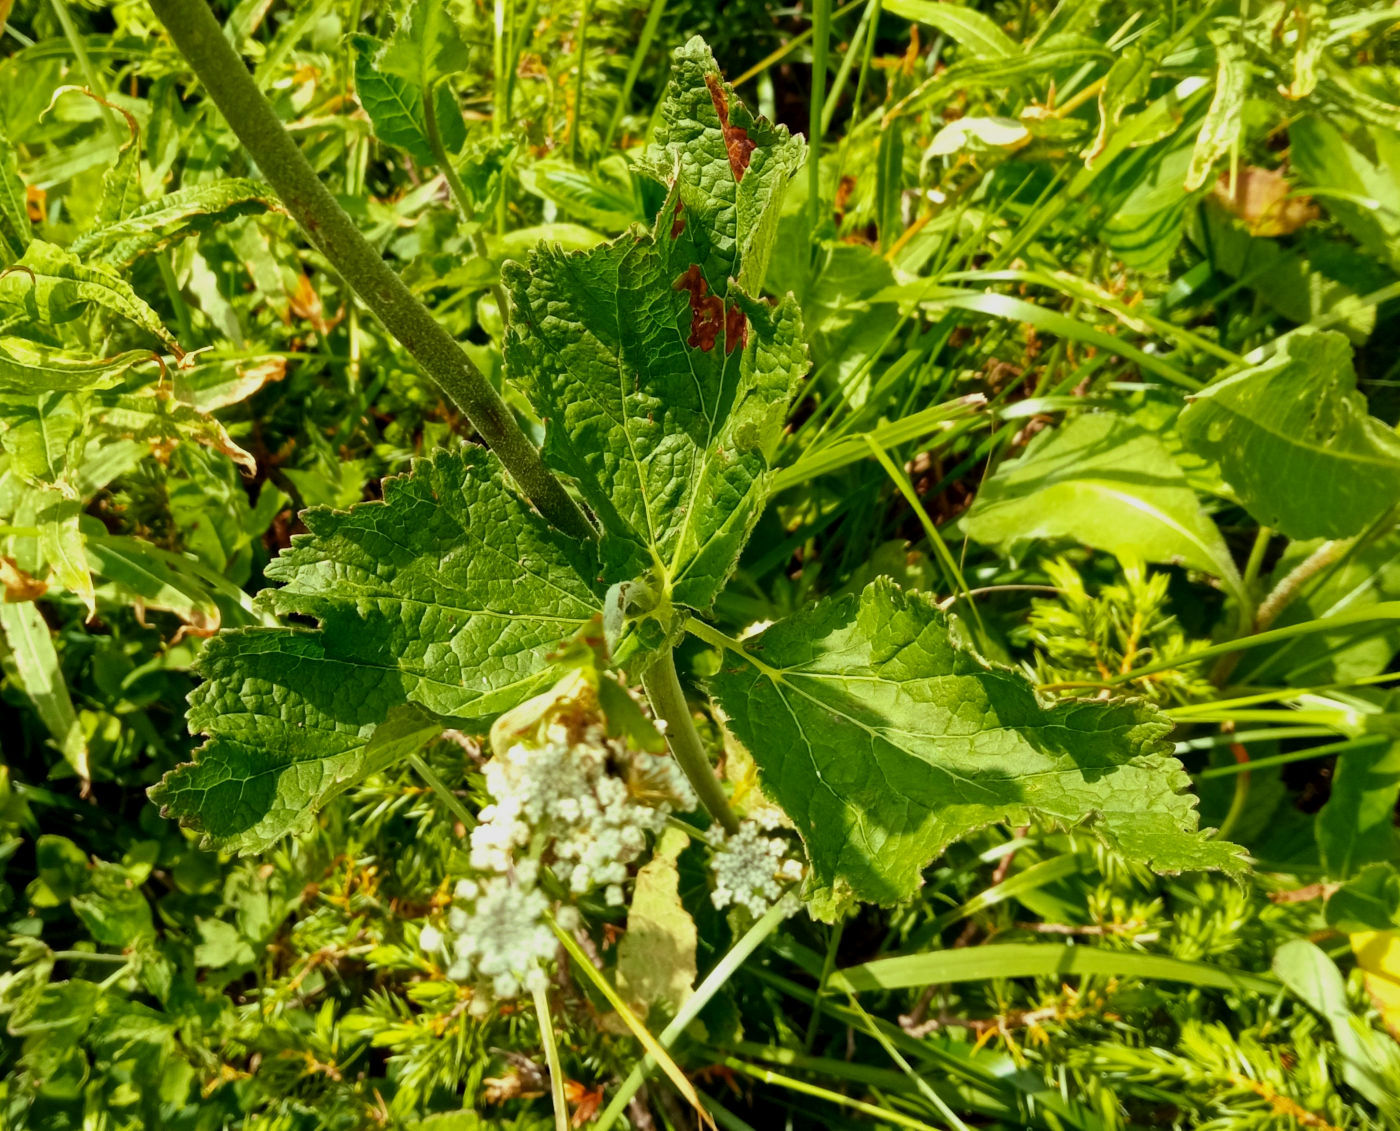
925, 116, 1030, 159
377, 0, 475, 89
1184, 29, 1248, 192
961, 413, 1243, 599
1317, 726, 1400, 880
353, 34, 466, 167
1087, 46, 1152, 167
0, 336, 156, 393
1178, 332, 1400, 540
0, 598, 88, 781
707, 579, 1245, 910
0, 130, 32, 266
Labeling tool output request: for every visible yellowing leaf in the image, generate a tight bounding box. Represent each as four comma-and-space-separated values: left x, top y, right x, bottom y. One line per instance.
1352, 930, 1400, 1039
617, 827, 697, 1020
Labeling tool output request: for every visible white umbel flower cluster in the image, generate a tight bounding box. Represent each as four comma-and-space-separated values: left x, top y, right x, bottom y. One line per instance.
470, 720, 695, 904
419, 671, 696, 1003
710, 813, 805, 918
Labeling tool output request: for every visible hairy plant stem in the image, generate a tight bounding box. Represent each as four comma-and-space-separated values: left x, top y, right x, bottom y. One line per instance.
641, 645, 740, 835
147, 0, 595, 542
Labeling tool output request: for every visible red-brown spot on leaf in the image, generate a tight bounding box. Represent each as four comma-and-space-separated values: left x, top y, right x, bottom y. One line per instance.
723, 303, 747, 354
705, 73, 757, 182
670, 199, 685, 238
673, 264, 724, 351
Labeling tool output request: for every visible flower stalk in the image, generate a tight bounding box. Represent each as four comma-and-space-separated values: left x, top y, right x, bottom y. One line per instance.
641, 645, 741, 834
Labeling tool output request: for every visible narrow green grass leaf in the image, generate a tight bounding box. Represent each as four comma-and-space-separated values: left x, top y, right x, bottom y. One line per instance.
833, 943, 1277, 995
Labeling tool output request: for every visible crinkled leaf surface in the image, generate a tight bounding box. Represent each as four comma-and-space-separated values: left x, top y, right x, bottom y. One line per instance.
153, 448, 604, 850
708, 579, 1245, 910
505, 39, 806, 612
961, 413, 1243, 600
1179, 331, 1400, 540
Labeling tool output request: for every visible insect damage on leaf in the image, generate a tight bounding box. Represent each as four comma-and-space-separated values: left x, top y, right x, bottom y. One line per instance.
504, 39, 806, 615
704, 73, 757, 182
672, 264, 747, 353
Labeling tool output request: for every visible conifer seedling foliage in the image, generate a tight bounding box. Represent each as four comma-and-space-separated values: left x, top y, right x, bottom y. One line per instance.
154, 40, 1240, 910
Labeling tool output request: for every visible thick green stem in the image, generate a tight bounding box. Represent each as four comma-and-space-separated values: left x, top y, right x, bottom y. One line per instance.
641, 646, 740, 835
147, 0, 595, 543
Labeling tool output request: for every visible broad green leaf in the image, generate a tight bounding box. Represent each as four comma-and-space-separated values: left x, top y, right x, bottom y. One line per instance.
1290, 115, 1400, 271
961, 413, 1243, 601
707, 579, 1245, 910
1274, 939, 1396, 1112
152, 634, 441, 852
0, 336, 155, 393
261, 447, 602, 719
0, 130, 30, 266
0, 390, 83, 483
377, 0, 475, 88
0, 240, 181, 356
506, 41, 806, 614
353, 34, 466, 167
70, 178, 275, 267
154, 447, 603, 850
1178, 332, 1400, 540
36, 489, 93, 617
881, 0, 1017, 59
1184, 28, 1248, 192
1317, 731, 1400, 880
0, 598, 88, 780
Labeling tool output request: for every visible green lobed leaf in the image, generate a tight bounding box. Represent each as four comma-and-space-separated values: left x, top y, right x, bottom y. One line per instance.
506, 40, 807, 614
1178, 332, 1400, 541
707, 579, 1245, 910
154, 447, 604, 850
961, 413, 1244, 600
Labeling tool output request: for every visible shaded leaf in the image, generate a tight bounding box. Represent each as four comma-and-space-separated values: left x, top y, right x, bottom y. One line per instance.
0, 598, 88, 780
1178, 332, 1400, 540
708, 579, 1244, 911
